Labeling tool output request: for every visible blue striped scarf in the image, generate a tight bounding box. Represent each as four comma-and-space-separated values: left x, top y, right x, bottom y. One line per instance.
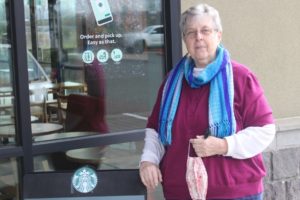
158, 46, 236, 145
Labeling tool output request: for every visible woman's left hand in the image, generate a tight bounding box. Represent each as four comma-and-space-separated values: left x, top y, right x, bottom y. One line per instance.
190, 135, 228, 157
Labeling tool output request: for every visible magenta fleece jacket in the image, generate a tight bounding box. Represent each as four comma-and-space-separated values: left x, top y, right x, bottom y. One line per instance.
146, 61, 274, 199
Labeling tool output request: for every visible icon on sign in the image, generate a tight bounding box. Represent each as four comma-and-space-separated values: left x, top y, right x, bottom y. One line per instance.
96, 49, 109, 63
82, 50, 94, 64
111, 48, 123, 62
90, 0, 113, 26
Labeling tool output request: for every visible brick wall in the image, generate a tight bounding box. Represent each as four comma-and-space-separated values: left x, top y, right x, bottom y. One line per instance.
263, 118, 300, 200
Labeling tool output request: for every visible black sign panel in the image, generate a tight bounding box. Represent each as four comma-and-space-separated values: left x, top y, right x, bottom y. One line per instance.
23, 169, 146, 199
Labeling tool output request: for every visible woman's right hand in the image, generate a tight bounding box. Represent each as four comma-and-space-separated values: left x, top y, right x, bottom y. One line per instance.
139, 161, 162, 190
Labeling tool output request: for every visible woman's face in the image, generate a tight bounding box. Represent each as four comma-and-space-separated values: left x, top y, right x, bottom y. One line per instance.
183, 15, 222, 68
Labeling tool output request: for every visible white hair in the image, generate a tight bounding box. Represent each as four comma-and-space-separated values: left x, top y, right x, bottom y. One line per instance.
180, 4, 223, 35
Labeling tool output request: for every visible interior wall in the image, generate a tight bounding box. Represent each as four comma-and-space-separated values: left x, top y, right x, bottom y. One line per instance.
181, 0, 300, 119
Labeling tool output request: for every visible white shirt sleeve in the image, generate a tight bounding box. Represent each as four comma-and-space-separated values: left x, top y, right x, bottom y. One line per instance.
224, 124, 276, 159
140, 128, 165, 165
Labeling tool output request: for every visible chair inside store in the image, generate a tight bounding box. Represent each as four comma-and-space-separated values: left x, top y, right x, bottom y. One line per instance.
30, 101, 47, 122
46, 90, 69, 124
50, 93, 109, 170
64, 93, 108, 133
29, 87, 49, 122
0, 90, 14, 117
47, 60, 105, 124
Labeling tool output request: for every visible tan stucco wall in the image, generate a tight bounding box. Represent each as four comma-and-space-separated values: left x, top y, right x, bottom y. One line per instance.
181, 0, 300, 119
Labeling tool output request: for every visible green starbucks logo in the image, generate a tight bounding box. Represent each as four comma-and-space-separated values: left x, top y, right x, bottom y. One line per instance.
72, 166, 98, 193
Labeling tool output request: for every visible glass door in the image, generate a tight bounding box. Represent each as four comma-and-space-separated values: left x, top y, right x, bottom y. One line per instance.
27, 1, 167, 198
24, 0, 165, 179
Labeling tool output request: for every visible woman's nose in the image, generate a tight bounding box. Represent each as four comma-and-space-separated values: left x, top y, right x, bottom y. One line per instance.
195, 31, 204, 40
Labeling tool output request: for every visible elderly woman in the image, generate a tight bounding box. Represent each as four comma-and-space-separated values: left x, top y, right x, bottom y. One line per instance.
139, 3, 276, 200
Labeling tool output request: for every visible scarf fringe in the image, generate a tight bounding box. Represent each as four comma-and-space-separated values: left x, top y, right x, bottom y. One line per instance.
209, 119, 233, 138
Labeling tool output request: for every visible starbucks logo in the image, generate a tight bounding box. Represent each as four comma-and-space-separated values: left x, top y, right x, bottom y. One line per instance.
72, 166, 98, 193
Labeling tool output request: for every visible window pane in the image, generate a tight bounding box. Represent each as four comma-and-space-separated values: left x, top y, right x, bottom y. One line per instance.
28, 0, 165, 187
0, 158, 19, 199
0, 0, 16, 145
28, 1, 165, 198
59, 0, 165, 132
34, 140, 144, 171
23, 0, 52, 127
25, 0, 165, 142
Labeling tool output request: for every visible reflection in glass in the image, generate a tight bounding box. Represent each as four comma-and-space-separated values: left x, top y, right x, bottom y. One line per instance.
0, 0, 16, 145
58, 0, 165, 132
0, 158, 19, 199
26, 3, 165, 198
24, 0, 165, 142
34, 140, 144, 171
